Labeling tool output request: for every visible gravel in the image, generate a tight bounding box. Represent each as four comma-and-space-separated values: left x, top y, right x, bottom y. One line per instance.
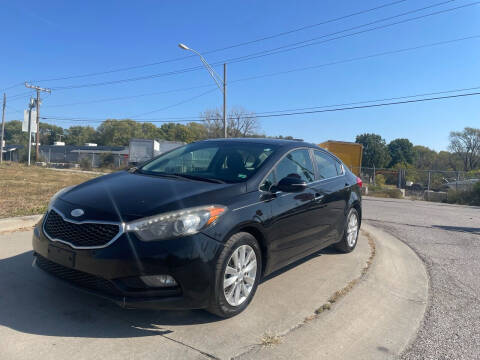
363, 197, 480, 360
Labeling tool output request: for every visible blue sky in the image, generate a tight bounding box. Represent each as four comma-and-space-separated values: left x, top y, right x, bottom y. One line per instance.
1, 0, 479, 151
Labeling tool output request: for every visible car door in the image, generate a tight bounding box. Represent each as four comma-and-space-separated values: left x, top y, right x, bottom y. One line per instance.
263, 148, 319, 269
310, 150, 349, 245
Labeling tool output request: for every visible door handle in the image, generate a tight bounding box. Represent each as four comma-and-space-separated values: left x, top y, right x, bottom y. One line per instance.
314, 193, 324, 201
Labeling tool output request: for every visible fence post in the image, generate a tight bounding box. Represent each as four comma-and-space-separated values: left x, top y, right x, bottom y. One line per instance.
91, 153, 95, 168
373, 164, 376, 185
456, 171, 459, 192
427, 171, 431, 191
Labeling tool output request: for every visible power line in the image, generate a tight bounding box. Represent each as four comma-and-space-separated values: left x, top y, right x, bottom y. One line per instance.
47, 83, 216, 108
224, 0, 474, 65
129, 88, 218, 118
229, 35, 480, 84
36, 34, 480, 110
45, 0, 473, 91
251, 91, 480, 119
40, 86, 480, 123
29, 0, 409, 83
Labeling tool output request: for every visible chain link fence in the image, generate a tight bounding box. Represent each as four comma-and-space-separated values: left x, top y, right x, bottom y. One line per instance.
352, 166, 480, 201
39, 148, 129, 170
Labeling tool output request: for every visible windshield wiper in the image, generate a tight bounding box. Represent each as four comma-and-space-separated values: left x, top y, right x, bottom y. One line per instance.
170, 173, 226, 184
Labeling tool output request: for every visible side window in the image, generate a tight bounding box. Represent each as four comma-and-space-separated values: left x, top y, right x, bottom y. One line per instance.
275, 149, 315, 183
314, 151, 338, 180
335, 161, 344, 175
260, 172, 276, 192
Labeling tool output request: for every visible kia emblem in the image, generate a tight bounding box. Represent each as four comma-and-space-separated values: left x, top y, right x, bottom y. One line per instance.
71, 209, 84, 217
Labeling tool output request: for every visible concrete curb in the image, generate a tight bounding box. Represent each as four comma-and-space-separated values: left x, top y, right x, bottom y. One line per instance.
239, 224, 429, 360
0, 215, 43, 233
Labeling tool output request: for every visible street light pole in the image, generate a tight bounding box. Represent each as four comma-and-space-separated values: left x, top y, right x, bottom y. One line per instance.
178, 43, 228, 138
223, 63, 227, 138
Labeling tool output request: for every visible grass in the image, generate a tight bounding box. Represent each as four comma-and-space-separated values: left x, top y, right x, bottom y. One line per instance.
0, 162, 101, 219
260, 333, 282, 347
366, 184, 403, 199
310, 232, 376, 319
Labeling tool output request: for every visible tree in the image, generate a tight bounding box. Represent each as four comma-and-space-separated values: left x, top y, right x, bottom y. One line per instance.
95, 119, 144, 146
4, 120, 27, 144
38, 123, 64, 145
388, 138, 414, 167
448, 127, 480, 171
200, 107, 260, 138
413, 145, 437, 169
355, 133, 390, 168
64, 126, 97, 145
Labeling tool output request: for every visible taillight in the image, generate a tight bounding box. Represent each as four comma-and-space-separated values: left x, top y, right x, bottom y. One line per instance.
356, 177, 363, 188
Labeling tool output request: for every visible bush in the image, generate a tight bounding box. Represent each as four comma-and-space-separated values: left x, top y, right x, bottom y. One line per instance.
446, 182, 480, 206
79, 157, 92, 171
375, 174, 386, 186
368, 185, 403, 199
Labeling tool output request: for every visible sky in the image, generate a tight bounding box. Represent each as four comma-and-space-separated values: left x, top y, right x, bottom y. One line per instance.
1, 0, 479, 151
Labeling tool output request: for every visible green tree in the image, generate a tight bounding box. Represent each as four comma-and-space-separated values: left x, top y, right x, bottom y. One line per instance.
4, 120, 28, 144
95, 119, 144, 146
64, 126, 97, 145
38, 123, 64, 145
388, 138, 414, 167
355, 133, 390, 168
413, 145, 437, 169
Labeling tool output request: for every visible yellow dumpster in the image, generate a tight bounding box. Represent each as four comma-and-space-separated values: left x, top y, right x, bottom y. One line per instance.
318, 141, 363, 176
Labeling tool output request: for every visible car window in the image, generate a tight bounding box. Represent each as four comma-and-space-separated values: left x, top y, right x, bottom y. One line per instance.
335, 161, 344, 175
260, 171, 276, 192
314, 151, 338, 179
140, 142, 278, 183
275, 149, 315, 183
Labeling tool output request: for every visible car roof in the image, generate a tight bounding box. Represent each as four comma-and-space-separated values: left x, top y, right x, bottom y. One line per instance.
202, 137, 319, 149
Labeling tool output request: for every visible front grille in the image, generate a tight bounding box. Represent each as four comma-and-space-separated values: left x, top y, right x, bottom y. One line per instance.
44, 210, 120, 248
35, 254, 121, 296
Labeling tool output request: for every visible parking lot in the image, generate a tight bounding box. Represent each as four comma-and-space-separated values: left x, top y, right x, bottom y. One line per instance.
0, 228, 373, 360
1, 197, 478, 359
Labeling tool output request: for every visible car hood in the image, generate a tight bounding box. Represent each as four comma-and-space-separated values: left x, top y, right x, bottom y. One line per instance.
54, 171, 243, 223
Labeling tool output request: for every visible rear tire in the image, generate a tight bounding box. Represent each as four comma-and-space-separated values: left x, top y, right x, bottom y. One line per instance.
207, 232, 262, 318
335, 208, 360, 253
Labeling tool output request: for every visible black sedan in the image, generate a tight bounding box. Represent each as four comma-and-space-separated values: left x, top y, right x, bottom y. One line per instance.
33, 138, 362, 318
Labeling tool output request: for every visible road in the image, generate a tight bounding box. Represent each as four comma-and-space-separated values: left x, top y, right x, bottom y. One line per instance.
363, 197, 480, 360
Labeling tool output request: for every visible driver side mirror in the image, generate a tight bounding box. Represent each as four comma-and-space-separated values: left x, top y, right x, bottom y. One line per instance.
276, 176, 307, 193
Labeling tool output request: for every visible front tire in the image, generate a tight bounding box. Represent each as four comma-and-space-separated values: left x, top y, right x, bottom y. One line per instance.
335, 208, 360, 253
207, 232, 262, 318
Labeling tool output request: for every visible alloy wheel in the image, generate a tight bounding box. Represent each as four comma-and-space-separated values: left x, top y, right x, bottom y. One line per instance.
223, 244, 257, 307
346, 212, 359, 247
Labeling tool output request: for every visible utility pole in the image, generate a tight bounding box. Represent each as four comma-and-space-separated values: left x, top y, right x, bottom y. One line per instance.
223, 63, 227, 138
25, 82, 51, 161
27, 97, 35, 166
0, 93, 5, 164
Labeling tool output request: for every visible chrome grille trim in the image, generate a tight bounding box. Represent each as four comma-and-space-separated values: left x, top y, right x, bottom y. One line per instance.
42, 206, 126, 250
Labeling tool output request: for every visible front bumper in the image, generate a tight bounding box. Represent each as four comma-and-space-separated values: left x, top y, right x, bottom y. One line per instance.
32, 219, 224, 310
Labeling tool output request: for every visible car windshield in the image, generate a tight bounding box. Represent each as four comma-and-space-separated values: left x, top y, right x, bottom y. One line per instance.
138, 142, 279, 183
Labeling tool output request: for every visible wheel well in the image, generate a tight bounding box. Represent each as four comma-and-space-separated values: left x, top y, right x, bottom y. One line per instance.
352, 201, 362, 224
239, 226, 268, 277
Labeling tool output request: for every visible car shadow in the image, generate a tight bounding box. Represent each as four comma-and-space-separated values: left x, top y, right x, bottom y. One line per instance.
431, 225, 480, 235
0, 246, 340, 339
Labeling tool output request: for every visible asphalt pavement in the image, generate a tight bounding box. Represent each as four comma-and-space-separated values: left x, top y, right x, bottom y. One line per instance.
363, 197, 480, 360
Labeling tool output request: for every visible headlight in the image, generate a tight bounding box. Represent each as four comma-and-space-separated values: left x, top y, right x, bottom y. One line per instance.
125, 205, 227, 241
48, 186, 75, 209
